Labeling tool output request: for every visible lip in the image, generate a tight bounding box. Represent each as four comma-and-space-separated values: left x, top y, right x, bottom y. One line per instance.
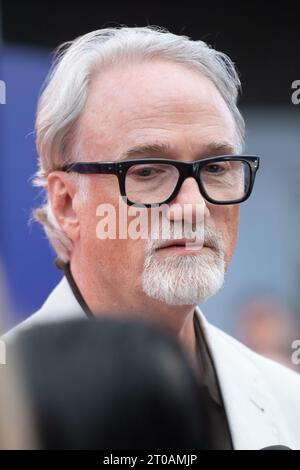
156, 239, 206, 253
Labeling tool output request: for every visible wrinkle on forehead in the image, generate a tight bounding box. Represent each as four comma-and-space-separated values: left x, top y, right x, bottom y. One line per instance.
76, 60, 237, 161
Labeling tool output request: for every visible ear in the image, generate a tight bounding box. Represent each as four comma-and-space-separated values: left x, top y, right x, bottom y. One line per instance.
47, 171, 80, 242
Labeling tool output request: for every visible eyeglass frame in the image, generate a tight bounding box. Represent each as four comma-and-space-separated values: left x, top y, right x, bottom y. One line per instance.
63, 155, 260, 207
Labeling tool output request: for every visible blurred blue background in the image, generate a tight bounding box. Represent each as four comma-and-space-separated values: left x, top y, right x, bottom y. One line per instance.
0, 45, 61, 326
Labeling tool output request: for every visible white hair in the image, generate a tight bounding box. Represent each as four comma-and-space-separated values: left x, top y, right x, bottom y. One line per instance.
34, 26, 245, 261
142, 224, 225, 306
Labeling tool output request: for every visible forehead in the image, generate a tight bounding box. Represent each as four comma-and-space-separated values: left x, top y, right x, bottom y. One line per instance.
77, 59, 237, 160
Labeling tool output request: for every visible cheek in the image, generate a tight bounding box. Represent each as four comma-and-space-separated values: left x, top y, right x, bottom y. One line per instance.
79, 175, 119, 237
92, 237, 148, 289
78, 180, 148, 277
224, 207, 240, 267
210, 205, 240, 268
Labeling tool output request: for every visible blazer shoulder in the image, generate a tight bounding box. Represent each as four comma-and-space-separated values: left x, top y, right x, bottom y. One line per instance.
2, 306, 45, 343
2, 276, 85, 343
209, 322, 300, 398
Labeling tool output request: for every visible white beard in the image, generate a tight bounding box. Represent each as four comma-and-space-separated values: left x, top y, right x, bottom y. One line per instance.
142, 226, 225, 306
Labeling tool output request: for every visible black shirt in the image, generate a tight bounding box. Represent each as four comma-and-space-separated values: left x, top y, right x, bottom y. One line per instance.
194, 313, 233, 449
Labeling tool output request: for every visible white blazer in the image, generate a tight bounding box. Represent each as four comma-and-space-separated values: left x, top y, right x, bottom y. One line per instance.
3, 277, 300, 450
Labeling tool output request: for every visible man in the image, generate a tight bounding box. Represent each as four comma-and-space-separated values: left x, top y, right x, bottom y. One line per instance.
4, 26, 300, 449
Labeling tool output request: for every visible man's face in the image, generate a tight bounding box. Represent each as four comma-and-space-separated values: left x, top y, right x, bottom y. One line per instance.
73, 59, 240, 307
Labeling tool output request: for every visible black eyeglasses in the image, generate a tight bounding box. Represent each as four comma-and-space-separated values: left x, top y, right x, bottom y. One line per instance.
63, 155, 260, 207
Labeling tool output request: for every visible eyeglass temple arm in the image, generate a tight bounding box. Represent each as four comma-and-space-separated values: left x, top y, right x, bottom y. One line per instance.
63, 163, 117, 174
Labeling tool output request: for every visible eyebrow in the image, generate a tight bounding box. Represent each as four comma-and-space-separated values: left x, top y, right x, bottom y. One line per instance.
119, 141, 237, 161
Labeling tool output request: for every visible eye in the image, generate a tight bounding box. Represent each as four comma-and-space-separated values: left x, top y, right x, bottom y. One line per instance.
204, 163, 226, 174
135, 167, 156, 177
128, 165, 165, 179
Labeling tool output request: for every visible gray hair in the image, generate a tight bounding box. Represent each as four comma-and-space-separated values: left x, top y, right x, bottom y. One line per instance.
34, 26, 245, 262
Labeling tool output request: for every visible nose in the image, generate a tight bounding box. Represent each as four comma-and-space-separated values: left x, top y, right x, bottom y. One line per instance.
167, 177, 210, 226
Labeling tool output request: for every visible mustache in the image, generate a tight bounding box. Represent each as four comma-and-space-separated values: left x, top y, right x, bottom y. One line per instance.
145, 224, 224, 253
